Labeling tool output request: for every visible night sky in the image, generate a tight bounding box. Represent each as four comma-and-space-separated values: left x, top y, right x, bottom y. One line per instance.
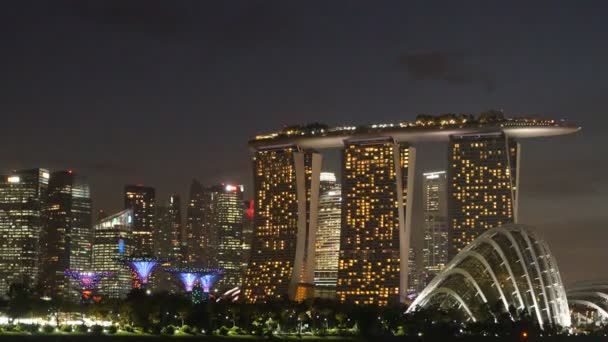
1, 1, 606, 285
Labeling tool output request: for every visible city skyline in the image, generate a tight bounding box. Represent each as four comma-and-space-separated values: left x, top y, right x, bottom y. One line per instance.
0, 1, 605, 290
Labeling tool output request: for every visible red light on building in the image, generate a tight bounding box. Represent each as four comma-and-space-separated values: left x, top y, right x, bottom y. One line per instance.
67, 169, 73, 174
246, 200, 254, 219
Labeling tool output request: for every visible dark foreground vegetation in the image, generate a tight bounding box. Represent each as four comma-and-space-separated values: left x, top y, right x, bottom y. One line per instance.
1, 284, 607, 340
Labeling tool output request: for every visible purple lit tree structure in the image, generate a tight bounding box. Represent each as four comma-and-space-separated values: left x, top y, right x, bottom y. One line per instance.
64, 270, 114, 303
165, 267, 205, 292
116, 256, 164, 289
199, 269, 224, 299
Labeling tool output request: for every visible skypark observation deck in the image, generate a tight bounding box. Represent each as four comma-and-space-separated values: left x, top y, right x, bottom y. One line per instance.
248, 117, 580, 150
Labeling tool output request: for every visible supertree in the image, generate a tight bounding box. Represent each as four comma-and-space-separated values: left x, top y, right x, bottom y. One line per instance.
165, 267, 206, 292
64, 270, 114, 303
116, 256, 165, 289
199, 268, 224, 300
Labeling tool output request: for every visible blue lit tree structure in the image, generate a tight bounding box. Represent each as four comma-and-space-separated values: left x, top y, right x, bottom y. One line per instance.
199, 268, 224, 300
165, 267, 205, 292
116, 256, 164, 289
64, 270, 114, 303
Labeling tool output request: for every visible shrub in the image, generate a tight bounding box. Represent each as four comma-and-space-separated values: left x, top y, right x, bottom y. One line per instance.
90, 325, 103, 335
16, 323, 39, 334
3, 324, 16, 332
215, 326, 229, 336
59, 324, 72, 333
161, 325, 175, 335
75, 325, 88, 333
105, 325, 117, 334
42, 325, 55, 334
229, 326, 245, 336
180, 324, 194, 335
121, 325, 134, 333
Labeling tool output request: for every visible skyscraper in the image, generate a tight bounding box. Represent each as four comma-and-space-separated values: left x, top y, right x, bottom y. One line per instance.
154, 194, 182, 291
421, 171, 448, 285
407, 247, 421, 294
0, 169, 49, 297
185, 180, 216, 267
337, 138, 415, 306
154, 194, 182, 263
124, 185, 156, 256
241, 199, 254, 276
319, 172, 337, 193
447, 132, 518, 258
244, 146, 322, 303
215, 184, 244, 290
314, 184, 341, 299
93, 209, 134, 299
40, 170, 93, 301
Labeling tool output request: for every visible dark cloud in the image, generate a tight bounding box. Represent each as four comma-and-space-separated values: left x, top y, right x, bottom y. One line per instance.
399, 51, 496, 91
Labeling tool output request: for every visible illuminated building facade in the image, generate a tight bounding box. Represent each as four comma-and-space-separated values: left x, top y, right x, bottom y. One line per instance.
40, 170, 93, 301
0, 168, 49, 297
154, 195, 182, 262
422, 171, 449, 284
319, 172, 337, 193
215, 184, 244, 290
314, 184, 341, 298
241, 200, 254, 277
185, 180, 216, 267
448, 132, 519, 258
337, 138, 416, 305
407, 247, 422, 294
124, 185, 156, 256
244, 146, 321, 303
154, 195, 182, 291
92, 209, 134, 299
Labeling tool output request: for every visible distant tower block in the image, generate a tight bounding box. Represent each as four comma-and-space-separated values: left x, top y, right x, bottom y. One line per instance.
244, 145, 322, 303
336, 138, 416, 306
447, 132, 519, 259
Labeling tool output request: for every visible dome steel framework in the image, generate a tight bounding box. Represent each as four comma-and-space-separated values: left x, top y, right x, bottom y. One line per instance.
407, 225, 571, 328
567, 281, 608, 325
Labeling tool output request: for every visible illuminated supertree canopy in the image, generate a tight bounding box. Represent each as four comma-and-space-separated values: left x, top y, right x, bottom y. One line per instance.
116, 256, 164, 288
165, 267, 209, 292
199, 269, 224, 293
64, 270, 114, 290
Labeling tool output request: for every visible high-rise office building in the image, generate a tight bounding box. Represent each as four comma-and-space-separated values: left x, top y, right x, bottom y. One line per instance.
319, 172, 337, 193
93, 209, 134, 299
154, 195, 182, 262
337, 138, 416, 306
241, 199, 254, 276
215, 184, 244, 290
447, 132, 518, 258
0, 169, 49, 297
154, 194, 182, 291
40, 170, 93, 301
406, 247, 422, 294
124, 185, 156, 256
244, 147, 322, 303
421, 171, 448, 285
314, 184, 341, 299
185, 180, 216, 267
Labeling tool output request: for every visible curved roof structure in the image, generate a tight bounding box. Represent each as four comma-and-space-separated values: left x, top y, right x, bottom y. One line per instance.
567, 281, 608, 325
249, 116, 579, 150
407, 224, 571, 328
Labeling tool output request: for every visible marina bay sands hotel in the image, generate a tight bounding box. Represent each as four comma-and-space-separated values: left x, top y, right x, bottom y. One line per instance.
243, 112, 579, 305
